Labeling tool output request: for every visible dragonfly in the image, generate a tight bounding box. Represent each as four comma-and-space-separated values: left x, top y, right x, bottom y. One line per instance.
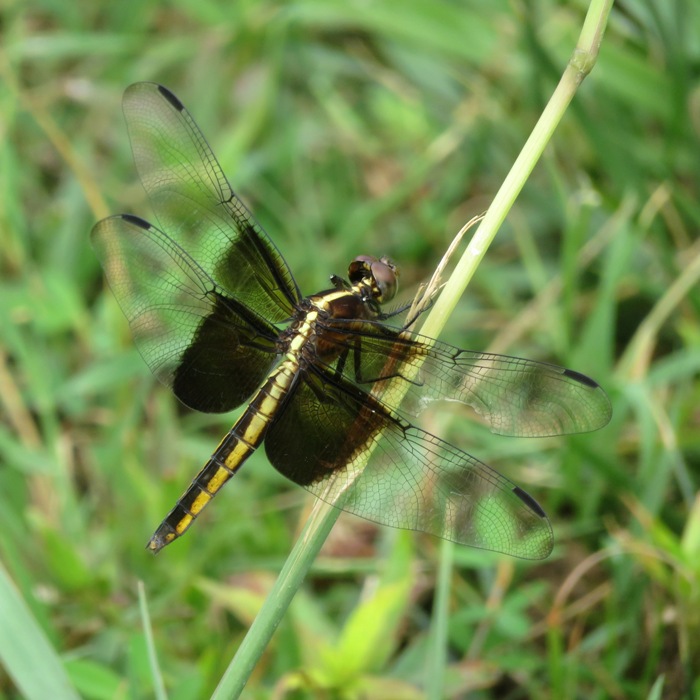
91, 82, 611, 558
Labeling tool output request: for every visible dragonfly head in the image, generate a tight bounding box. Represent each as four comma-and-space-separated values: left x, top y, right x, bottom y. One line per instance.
348, 255, 399, 305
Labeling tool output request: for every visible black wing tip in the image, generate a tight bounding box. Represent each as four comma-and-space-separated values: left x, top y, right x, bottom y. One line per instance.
120, 213, 152, 230
156, 84, 185, 112
563, 369, 614, 428
123, 82, 182, 111
563, 368, 600, 389
512, 485, 547, 519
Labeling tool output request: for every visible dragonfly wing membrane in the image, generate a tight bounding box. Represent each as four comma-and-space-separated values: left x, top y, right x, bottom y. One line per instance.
122, 82, 300, 323
91, 214, 279, 412
265, 366, 553, 559
317, 320, 612, 438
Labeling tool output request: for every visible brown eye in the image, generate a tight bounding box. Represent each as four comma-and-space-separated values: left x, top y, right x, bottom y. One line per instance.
371, 257, 398, 303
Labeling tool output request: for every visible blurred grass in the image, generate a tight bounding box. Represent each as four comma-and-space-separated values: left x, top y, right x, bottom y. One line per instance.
1, 0, 699, 698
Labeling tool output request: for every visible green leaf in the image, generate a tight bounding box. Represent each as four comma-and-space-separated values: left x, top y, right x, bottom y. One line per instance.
0, 561, 80, 700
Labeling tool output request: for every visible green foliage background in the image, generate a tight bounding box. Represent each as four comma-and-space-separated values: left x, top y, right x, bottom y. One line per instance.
1, 1, 699, 698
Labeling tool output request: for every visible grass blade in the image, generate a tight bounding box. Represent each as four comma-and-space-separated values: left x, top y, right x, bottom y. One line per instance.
0, 560, 81, 700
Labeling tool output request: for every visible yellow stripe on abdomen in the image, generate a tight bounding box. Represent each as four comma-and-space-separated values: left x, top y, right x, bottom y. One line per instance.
147, 358, 300, 553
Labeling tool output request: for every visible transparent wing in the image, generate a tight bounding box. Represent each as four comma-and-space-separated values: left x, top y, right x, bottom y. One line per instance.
121, 82, 300, 322
265, 366, 553, 559
314, 319, 612, 437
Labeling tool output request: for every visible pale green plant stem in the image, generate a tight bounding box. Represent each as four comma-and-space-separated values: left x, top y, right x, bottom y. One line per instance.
425, 3, 613, 698
139, 581, 168, 700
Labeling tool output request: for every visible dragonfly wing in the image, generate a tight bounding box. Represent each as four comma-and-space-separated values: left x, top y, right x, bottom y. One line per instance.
315, 319, 612, 437
264, 365, 553, 559
122, 82, 301, 323
91, 214, 280, 412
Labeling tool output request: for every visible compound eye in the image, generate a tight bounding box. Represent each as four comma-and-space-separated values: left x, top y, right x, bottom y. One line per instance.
371, 257, 399, 303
